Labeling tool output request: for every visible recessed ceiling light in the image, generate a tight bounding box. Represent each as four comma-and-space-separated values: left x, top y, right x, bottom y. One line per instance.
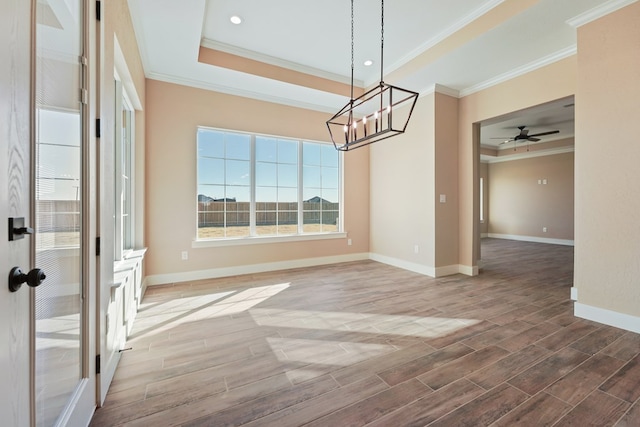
364, 60, 374, 67
230, 15, 242, 25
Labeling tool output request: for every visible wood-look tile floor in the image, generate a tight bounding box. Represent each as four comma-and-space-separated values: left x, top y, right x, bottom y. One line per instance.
90, 239, 640, 426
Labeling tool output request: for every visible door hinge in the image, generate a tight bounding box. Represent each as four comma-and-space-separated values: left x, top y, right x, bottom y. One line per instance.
96, 236, 101, 256
80, 88, 88, 105
96, 1, 101, 21
96, 118, 101, 138
96, 354, 101, 375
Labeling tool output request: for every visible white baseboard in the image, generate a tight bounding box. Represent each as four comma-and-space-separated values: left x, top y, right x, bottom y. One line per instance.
368, 253, 472, 278
571, 287, 578, 301
487, 233, 574, 246
146, 252, 479, 287
459, 264, 479, 276
145, 252, 370, 286
574, 302, 640, 334
368, 253, 436, 277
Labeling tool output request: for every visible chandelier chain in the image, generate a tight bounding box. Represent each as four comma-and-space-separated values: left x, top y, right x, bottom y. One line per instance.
350, 0, 354, 101
380, 0, 384, 83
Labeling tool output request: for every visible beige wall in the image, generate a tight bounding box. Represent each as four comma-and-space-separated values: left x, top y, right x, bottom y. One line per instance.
370, 94, 435, 270
575, 2, 640, 319
369, 91, 459, 275
434, 92, 459, 268
145, 80, 369, 278
487, 152, 574, 241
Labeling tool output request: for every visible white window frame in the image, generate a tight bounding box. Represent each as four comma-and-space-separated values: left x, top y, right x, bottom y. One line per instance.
114, 78, 135, 260
480, 177, 484, 223
195, 127, 345, 247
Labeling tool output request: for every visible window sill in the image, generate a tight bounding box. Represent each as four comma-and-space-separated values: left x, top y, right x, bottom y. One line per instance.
192, 232, 347, 248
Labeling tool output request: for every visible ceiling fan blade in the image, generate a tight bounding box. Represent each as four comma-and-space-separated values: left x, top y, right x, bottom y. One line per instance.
528, 130, 559, 137
491, 137, 512, 139
527, 137, 541, 142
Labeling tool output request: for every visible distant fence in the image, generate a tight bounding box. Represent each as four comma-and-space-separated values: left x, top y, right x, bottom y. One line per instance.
35, 200, 81, 232
198, 201, 339, 228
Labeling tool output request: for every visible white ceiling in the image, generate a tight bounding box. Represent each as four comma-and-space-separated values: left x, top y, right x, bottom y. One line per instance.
127, 0, 633, 149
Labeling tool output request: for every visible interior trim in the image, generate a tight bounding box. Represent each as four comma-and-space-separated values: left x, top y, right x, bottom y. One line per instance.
459, 46, 576, 97
567, 0, 638, 28
145, 252, 369, 286
575, 302, 640, 334
487, 233, 574, 246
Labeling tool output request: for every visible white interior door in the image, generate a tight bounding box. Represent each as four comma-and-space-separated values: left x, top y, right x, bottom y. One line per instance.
2, 2, 97, 425
1, 0, 32, 425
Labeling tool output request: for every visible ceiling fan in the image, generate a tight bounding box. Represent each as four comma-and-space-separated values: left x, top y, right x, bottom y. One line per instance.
494, 125, 559, 145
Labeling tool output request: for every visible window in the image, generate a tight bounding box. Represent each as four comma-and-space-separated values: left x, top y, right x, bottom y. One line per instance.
114, 79, 135, 259
197, 127, 341, 240
480, 177, 484, 223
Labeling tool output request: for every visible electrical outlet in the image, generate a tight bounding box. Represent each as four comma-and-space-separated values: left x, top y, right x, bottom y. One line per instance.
414, 245, 419, 254
181, 251, 188, 260
543, 227, 547, 233
347, 238, 352, 246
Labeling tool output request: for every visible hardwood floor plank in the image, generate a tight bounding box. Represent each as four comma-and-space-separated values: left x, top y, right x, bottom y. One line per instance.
365, 379, 485, 427
536, 320, 601, 352
240, 375, 389, 427
377, 342, 474, 386
602, 332, 640, 362
462, 321, 531, 350
507, 347, 590, 395
600, 354, 640, 403
497, 322, 562, 352
426, 383, 528, 427
121, 373, 315, 427
545, 353, 625, 405
466, 345, 551, 390
182, 374, 339, 427
491, 391, 572, 427
554, 390, 630, 427
417, 345, 510, 390
615, 400, 640, 427
303, 379, 430, 427
331, 342, 435, 386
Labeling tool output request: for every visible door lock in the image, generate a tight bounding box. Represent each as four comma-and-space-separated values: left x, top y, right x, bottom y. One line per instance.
8, 217, 33, 241
8, 267, 46, 292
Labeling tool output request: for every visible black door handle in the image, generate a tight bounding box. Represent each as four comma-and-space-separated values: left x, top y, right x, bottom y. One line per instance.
8, 217, 33, 241
8, 267, 46, 292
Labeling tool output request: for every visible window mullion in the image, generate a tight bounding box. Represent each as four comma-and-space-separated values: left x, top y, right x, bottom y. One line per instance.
250, 134, 256, 236
298, 141, 304, 234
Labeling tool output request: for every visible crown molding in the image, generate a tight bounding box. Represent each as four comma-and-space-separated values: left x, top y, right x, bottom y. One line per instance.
482, 146, 574, 164
201, 38, 363, 88
381, 0, 505, 86
418, 83, 460, 98
567, 0, 638, 28
147, 72, 341, 115
459, 45, 576, 97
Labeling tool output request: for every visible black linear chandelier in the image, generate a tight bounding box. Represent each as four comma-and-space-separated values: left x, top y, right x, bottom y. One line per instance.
327, 0, 419, 151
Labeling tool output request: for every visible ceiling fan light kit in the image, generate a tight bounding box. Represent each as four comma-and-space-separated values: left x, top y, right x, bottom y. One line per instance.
326, 0, 418, 151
